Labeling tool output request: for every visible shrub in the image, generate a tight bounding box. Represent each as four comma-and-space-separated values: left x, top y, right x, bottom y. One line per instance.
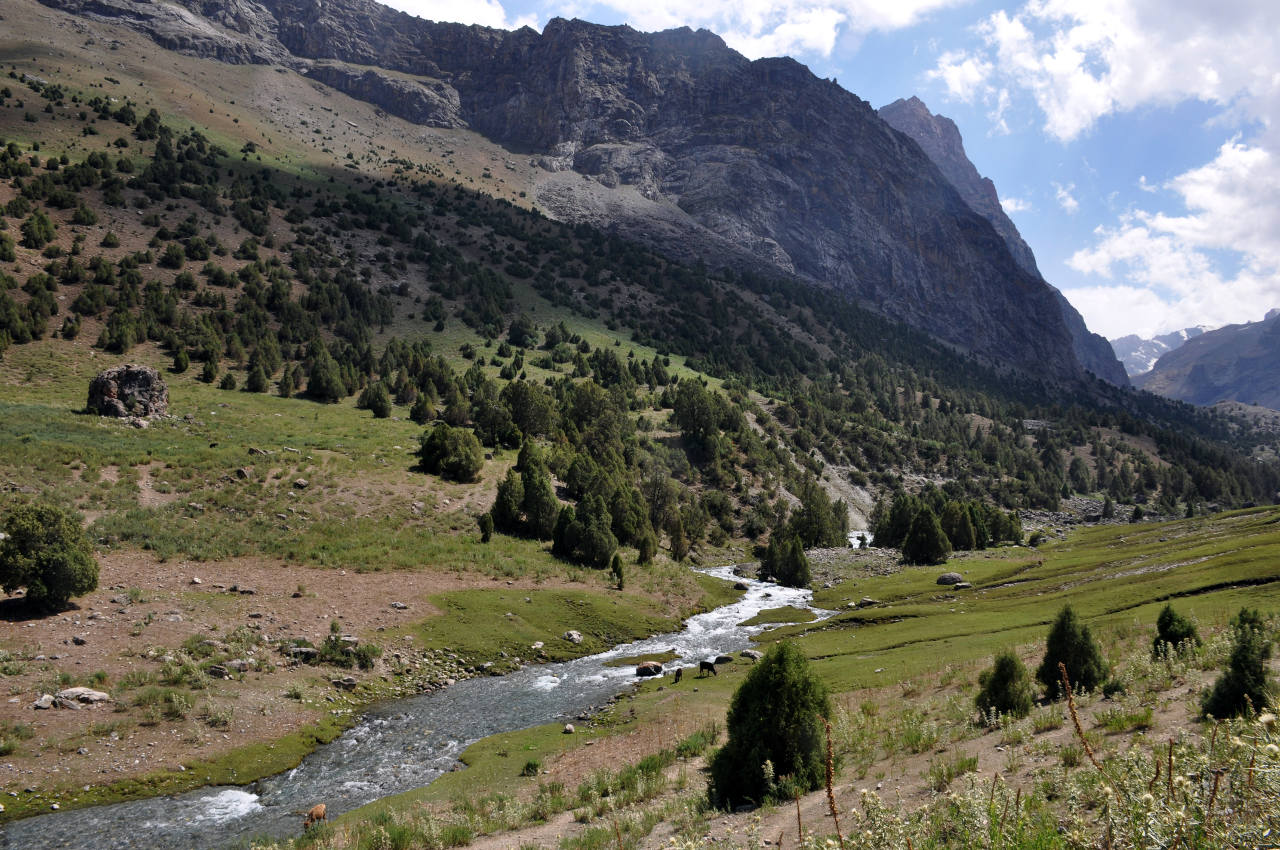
419, 423, 483, 482
1202, 608, 1273, 718
976, 651, 1036, 720
760, 534, 810, 587
1152, 604, 1200, 658
708, 641, 830, 809
1036, 605, 1108, 697
477, 512, 493, 543
0, 500, 98, 612
902, 505, 951, 565
20, 210, 55, 249
357, 382, 391, 418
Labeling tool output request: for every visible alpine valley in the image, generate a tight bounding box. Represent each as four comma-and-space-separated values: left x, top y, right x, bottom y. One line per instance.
0, 1, 1278, 848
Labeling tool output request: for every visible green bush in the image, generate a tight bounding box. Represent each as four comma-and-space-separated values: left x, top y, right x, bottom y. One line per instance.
902, 505, 951, 565
1202, 608, 1273, 718
1036, 605, 1107, 697
976, 651, 1036, 720
708, 641, 830, 809
1152, 603, 1200, 658
759, 534, 810, 588
0, 500, 98, 612
419, 423, 484, 482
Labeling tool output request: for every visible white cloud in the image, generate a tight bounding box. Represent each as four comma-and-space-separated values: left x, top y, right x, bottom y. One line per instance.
380, 0, 537, 29
930, 50, 992, 101
579, 0, 967, 59
1000, 196, 1031, 213
1065, 138, 1280, 336
1053, 181, 1078, 213
936, 0, 1280, 142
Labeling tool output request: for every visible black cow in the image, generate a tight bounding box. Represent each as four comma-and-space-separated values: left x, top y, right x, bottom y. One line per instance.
699, 660, 717, 677
673, 667, 683, 684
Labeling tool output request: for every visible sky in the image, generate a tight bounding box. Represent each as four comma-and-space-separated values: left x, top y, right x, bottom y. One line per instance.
379, 0, 1279, 341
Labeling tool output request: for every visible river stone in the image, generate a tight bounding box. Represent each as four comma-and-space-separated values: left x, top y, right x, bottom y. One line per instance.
86, 364, 168, 418
635, 661, 663, 677
937, 572, 964, 586
562, 723, 575, 734
562, 630, 583, 644
954, 582, 973, 589
56, 687, 111, 705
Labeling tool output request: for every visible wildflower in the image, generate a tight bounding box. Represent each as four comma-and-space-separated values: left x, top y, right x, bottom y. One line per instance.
1140, 793, 1154, 806
1265, 744, 1279, 758
1259, 712, 1276, 729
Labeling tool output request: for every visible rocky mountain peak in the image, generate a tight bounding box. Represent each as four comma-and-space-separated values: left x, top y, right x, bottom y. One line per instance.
879, 96, 1129, 387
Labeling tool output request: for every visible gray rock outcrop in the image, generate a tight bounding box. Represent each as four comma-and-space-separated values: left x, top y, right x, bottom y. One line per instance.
86, 365, 169, 418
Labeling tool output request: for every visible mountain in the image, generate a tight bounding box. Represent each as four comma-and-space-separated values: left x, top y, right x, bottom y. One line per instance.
878, 97, 1128, 387
1110, 327, 1210, 376
1135, 313, 1280, 409
38, 0, 1095, 383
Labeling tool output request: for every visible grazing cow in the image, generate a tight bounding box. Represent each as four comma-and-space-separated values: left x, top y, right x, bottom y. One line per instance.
699, 660, 717, 677
673, 667, 683, 684
303, 803, 327, 830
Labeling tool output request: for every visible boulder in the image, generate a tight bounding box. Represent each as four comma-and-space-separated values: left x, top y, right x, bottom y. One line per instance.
635, 661, 663, 677
332, 676, 358, 691
55, 687, 111, 705
86, 365, 168, 418
562, 723, 575, 734
714, 654, 734, 665
937, 572, 964, 586
954, 582, 973, 590
740, 649, 763, 661
32, 694, 54, 710
206, 665, 229, 679
857, 597, 881, 608
733, 581, 749, 591
562, 630, 583, 645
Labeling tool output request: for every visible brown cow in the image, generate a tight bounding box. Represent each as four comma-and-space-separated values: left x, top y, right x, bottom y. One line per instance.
303, 803, 327, 830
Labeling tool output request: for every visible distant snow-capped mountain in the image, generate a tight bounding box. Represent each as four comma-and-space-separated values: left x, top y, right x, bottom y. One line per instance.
1110, 327, 1211, 377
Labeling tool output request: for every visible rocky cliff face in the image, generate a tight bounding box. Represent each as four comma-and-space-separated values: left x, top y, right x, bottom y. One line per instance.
42, 0, 1094, 381
1135, 314, 1280, 409
879, 97, 1128, 387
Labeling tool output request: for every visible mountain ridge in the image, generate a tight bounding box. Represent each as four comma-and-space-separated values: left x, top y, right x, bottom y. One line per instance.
878, 96, 1129, 387
1111, 326, 1210, 376
39, 0, 1094, 384
1135, 314, 1280, 409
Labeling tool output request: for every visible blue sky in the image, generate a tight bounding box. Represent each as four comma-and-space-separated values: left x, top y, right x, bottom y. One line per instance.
381, 0, 1280, 340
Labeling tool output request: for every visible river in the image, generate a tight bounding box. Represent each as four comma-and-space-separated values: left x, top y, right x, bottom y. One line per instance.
1, 566, 830, 850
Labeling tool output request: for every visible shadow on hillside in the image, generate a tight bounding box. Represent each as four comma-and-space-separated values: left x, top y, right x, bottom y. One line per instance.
0, 595, 81, 623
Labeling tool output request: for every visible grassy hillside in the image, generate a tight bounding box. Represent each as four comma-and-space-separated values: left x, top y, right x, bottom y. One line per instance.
273, 508, 1280, 849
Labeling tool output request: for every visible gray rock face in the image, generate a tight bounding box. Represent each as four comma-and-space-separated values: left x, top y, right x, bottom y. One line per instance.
880, 97, 1128, 387
86, 364, 169, 418
43, 0, 1096, 380
936, 572, 964, 586
305, 63, 466, 128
